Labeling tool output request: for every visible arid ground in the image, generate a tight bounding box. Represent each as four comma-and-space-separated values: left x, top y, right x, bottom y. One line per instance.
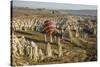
11, 7, 97, 66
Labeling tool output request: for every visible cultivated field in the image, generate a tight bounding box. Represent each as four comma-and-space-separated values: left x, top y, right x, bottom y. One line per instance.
11, 7, 97, 66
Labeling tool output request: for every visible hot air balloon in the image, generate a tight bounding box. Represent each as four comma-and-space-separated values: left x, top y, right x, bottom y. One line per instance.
43, 20, 56, 43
